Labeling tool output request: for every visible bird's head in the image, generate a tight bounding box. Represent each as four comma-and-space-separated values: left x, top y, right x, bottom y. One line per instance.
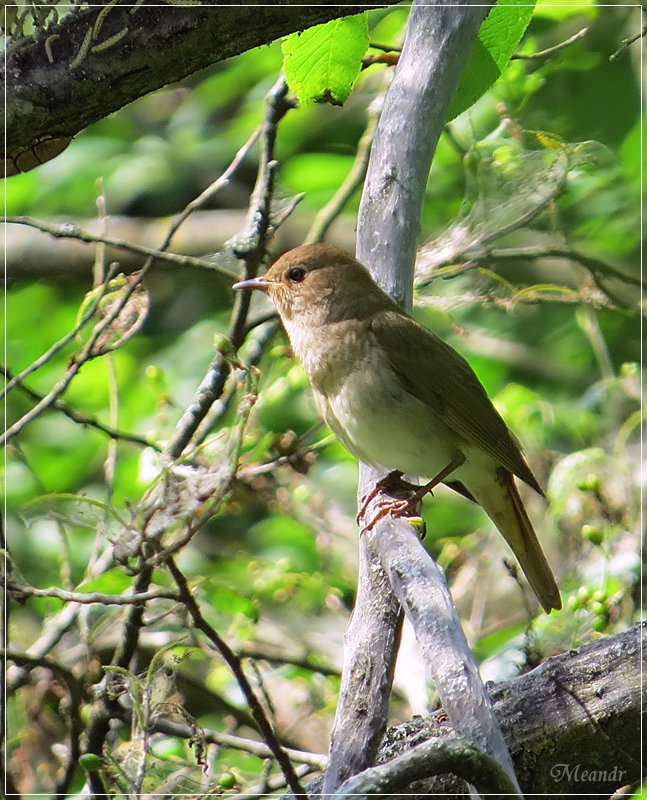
233, 244, 391, 324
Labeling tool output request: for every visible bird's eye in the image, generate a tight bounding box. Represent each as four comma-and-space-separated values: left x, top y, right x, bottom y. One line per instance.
287, 266, 306, 283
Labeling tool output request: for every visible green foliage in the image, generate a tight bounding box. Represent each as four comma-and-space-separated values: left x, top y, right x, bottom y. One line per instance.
282, 14, 369, 106
4, 3, 642, 797
449, 0, 536, 119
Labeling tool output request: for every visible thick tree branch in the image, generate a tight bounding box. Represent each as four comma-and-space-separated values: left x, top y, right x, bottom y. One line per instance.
298, 624, 643, 798
373, 623, 643, 796
326, 0, 498, 795
3, 1, 397, 172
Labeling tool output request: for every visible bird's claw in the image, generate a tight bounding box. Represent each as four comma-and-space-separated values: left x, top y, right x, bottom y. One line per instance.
358, 470, 431, 532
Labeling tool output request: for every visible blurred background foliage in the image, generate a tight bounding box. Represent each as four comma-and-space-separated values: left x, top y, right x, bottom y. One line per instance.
3, 1, 643, 796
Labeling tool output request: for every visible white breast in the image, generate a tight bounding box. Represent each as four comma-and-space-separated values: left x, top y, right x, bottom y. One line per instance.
282, 315, 462, 479
315, 345, 459, 480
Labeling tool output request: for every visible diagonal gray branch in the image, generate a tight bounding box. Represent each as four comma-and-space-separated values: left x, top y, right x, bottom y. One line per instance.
324, 0, 509, 796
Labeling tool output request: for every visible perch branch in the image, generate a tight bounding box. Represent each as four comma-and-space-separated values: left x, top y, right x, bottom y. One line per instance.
325, 1, 501, 795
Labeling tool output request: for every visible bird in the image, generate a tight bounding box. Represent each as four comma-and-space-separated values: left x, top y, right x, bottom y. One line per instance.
233, 243, 561, 613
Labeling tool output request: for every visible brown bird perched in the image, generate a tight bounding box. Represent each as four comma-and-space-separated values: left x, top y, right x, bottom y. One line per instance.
234, 244, 561, 613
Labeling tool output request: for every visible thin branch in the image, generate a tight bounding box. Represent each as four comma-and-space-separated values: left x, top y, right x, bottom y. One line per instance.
230, 763, 315, 800
137, 471, 237, 570
238, 642, 339, 678
150, 717, 327, 769
193, 319, 280, 448
7, 580, 178, 606
422, 244, 641, 311
165, 75, 292, 461
2, 366, 161, 450
5, 216, 240, 278
2, 262, 151, 445
483, 246, 642, 287
333, 736, 520, 798
5, 650, 86, 799
159, 126, 262, 254
511, 27, 589, 60
82, 560, 154, 794
1, 260, 120, 401
304, 91, 383, 245
609, 24, 646, 60
166, 557, 308, 800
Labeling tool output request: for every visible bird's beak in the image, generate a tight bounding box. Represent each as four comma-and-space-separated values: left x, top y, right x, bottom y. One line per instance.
232, 275, 275, 292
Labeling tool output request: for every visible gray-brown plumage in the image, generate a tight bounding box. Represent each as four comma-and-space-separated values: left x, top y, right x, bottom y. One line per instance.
234, 244, 561, 612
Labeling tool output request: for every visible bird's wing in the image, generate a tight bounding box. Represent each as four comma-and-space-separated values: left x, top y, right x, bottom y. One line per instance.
370, 309, 544, 495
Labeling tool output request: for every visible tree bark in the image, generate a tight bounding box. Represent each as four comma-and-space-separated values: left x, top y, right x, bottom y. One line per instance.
304, 623, 643, 799
376, 622, 643, 797
4, 1, 399, 172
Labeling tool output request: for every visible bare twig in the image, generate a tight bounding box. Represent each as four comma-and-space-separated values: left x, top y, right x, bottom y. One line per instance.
238, 642, 339, 678
304, 91, 383, 245
82, 562, 155, 796
452, 245, 642, 287
159, 126, 262, 253
192, 319, 279, 447
1, 262, 149, 446
7, 580, 178, 606
165, 75, 293, 461
230, 763, 315, 800
5, 216, 239, 277
511, 27, 589, 60
5, 650, 86, 799
149, 717, 328, 768
1, 366, 160, 450
420, 244, 642, 311
167, 557, 308, 800
1, 260, 120, 401
609, 24, 646, 61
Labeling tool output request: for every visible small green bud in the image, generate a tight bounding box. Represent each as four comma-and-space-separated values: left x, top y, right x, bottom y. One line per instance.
592, 616, 608, 633
79, 753, 103, 772
581, 524, 604, 546
567, 593, 580, 610
577, 585, 591, 603
577, 474, 601, 492
620, 362, 638, 378
218, 772, 237, 789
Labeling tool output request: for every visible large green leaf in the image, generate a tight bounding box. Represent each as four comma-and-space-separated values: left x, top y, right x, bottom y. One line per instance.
282, 14, 369, 105
449, 0, 536, 120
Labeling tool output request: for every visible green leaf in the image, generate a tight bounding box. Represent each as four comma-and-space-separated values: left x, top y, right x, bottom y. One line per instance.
207, 583, 259, 621
449, 0, 536, 120
282, 14, 369, 105
78, 567, 133, 595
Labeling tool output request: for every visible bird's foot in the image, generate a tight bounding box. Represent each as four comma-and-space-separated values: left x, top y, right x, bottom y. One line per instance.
358, 471, 432, 532
357, 456, 466, 533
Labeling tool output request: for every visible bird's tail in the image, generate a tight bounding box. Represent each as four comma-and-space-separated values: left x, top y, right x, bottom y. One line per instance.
476, 468, 561, 613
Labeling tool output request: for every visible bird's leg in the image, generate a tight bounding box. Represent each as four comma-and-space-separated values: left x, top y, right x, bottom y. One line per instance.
359, 455, 466, 532
357, 470, 404, 524
409, 453, 466, 505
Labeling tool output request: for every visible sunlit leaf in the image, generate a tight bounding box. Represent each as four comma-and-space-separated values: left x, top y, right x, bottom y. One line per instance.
449, 0, 536, 119
282, 14, 369, 105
